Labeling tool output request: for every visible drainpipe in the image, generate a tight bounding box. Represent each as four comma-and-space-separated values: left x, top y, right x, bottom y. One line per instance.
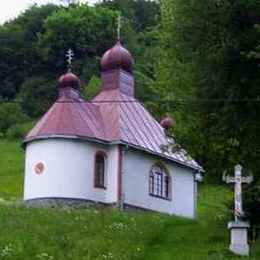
194, 171, 203, 218
117, 145, 123, 210
117, 144, 128, 211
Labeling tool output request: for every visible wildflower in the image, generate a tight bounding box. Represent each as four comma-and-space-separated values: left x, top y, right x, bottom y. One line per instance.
36, 252, 54, 260
0, 244, 13, 257
108, 222, 127, 231
102, 252, 113, 259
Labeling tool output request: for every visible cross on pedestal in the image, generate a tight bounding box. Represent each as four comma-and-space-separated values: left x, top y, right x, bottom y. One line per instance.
223, 164, 253, 221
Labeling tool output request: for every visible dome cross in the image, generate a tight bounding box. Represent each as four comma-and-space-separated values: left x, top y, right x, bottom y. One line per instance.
66, 48, 74, 72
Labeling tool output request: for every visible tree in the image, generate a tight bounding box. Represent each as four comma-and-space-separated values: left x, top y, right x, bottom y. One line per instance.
19, 77, 57, 118
37, 5, 118, 82
0, 4, 60, 99
98, 0, 160, 32
0, 103, 28, 135
156, 0, 260, 233
157, 0, 260, 181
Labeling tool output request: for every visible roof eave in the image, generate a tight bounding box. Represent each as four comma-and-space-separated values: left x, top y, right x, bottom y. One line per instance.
119, 141, 204, 173
23, 135, 204, 172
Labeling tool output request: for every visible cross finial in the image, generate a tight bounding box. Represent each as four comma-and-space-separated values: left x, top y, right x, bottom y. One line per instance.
117, 14, 121, 41
66, 48, 74, 72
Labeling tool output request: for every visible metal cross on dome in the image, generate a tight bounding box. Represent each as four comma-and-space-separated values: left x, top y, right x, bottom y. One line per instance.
223, 164, 253, 221
66, 48, 74, 72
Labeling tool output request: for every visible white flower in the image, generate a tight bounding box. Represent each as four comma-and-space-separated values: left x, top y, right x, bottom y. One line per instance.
108, 222, 127, 231
36, 252, 54, 260
102, 252, 113, 259
0, 244, 13, 257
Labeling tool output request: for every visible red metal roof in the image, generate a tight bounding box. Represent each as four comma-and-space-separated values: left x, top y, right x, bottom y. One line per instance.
25, 43, 202, 172
25, 86, 202, 171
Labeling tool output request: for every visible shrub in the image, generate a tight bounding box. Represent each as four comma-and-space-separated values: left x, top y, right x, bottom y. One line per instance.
0, 103, 29, 136
6, 121, 35, 140
19, 77, 57, 118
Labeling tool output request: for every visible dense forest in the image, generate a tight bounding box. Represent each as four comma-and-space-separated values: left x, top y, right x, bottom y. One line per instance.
0, 0, 259, 225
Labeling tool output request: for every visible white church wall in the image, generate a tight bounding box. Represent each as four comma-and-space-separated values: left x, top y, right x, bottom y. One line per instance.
122, 149, 197, 218
24, 139, 118, 204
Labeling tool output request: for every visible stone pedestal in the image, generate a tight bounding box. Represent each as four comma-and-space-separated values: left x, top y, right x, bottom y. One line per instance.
228, 221, 250, 256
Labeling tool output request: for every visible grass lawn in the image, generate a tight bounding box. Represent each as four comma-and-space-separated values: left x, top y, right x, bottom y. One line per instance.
0, 140, 259, 259
0, 140, 24, 200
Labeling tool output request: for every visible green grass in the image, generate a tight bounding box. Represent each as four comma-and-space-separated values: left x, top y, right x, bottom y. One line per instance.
0, 140, 259, 260
0, 140, 24, 200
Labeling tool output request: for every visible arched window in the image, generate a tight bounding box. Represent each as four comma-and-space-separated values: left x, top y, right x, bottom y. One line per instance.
149, 164, 171, 199
94, 151, 107, 189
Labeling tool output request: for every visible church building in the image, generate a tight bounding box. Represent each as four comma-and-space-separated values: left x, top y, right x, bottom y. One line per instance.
23, 41, 203, 218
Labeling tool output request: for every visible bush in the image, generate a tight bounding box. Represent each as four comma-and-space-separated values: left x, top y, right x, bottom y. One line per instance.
244, 182, 260, 240
19, 77, 57, 118
0, 103, 29, 136
6, 121, 35, 140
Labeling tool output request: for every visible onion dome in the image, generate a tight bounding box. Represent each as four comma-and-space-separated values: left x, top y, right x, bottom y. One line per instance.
59, 72, 81, 90
160, 115, 175, 130
101, 41, 133, 74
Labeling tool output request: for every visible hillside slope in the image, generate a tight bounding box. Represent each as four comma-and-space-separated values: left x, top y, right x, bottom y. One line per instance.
0, 140, 259, 260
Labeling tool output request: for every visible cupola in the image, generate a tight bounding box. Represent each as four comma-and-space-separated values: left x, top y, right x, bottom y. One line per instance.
160, 115, 175, 131
100, 41, 135, 97
101, 41, 133, 74
59, 72, 81, 91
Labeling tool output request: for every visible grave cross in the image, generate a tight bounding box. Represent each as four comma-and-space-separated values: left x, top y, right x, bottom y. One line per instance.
66, 48, 74, 72
223, 164, 253, 221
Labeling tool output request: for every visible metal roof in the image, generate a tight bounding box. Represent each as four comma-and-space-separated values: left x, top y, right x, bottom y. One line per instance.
24, 42, 203, 172
25, 87, 203, 172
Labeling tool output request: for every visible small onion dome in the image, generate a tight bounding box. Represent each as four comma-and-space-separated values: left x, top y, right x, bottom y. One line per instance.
101, 41, 133, 74
59, 72, 81, 90
160, 115, 175, 130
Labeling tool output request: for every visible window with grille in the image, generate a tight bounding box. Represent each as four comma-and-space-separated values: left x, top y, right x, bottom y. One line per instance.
94, 152, 106, 189
149, 164, 171, 199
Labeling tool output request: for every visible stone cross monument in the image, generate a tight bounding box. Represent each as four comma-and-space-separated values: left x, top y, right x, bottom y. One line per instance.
223, 164, 253, 256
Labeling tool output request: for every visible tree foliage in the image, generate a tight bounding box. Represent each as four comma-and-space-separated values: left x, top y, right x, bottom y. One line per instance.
0, 103, 28, 135
0, 4, 59, 100
157, 0, 260, 180
0, 1, 160, 117
157, 0, 260, 228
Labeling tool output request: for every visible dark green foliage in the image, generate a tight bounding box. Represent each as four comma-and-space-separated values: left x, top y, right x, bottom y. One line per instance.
244, 182, 260, 240
156, 0, 260, 228
6, 121, 36, 140
157, 0, 260, 181
83, 75, 102, 100
0, 103, 29, 136
19, 77, 57, 118
37, 5, 117, 78
98, 0, 160, 32
0, 1, 160, 113
0, 4, 59, 100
